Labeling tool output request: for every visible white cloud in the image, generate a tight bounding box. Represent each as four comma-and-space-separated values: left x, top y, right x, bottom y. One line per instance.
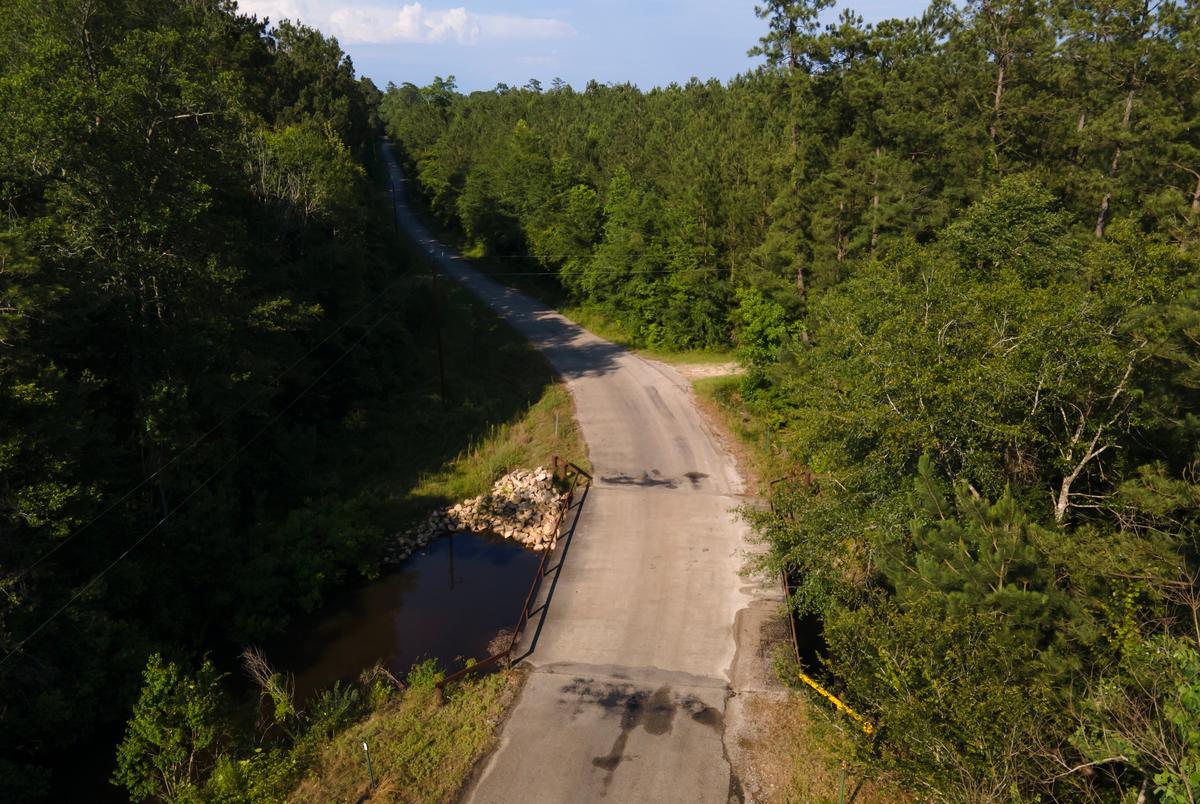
238, 1, 576, 45
476, 13, 575, 43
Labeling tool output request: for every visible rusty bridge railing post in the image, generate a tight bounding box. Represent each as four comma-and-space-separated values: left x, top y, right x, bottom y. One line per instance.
433, 455, 591, 702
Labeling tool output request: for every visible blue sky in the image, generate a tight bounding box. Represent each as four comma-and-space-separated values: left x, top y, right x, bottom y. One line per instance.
237, 1, 931, 92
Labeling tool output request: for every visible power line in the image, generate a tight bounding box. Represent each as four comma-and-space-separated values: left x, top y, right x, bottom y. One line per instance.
0, 308, 394, 668
432, 262, 720, 282
6, 273, 407, 585
3, 231, 713, 656
444, 253, 722, 260
450, 267, 723, 276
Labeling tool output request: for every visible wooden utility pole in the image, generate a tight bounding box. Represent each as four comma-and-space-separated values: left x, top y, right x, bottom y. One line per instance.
389, 179, 397, 231
432, 258, 447, 406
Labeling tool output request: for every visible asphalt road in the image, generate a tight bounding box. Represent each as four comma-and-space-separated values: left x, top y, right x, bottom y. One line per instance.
383, 143, 777, 803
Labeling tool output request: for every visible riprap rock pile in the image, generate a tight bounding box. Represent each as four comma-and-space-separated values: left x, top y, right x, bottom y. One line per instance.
385, 467, 566, 563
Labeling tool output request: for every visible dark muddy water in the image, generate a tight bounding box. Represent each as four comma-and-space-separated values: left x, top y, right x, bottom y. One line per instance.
271, 532, 540, 701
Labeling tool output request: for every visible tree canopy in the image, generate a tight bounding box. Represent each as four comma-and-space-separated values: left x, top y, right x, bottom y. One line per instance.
0, 1, 411, 796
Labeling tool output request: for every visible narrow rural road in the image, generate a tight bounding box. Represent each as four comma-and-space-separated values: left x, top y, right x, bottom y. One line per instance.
383, 143, 781, 803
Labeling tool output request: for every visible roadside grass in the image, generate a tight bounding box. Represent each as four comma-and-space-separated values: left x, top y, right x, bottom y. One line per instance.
289, 671, 525, 803
405, 381, 589, 509
559, 304, 738, 366
739, 688, 909, 804
367, 243, 589, 532
278, 147, 590, 561
637, 347, 739, 366
691, 375, 783, 494
690, 376, 909, 802
252, 157, 582, 804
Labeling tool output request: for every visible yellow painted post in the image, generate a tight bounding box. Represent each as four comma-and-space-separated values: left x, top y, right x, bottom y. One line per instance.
797, 670, 874, 735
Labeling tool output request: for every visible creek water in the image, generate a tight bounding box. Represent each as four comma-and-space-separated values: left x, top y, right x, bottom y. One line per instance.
271, 532, 541, 702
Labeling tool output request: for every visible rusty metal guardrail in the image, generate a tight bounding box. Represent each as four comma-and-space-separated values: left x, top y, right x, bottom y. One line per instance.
435, 457, 592, 698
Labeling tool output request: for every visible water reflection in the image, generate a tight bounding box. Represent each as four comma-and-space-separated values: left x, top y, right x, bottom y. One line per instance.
272, 532, 541, 702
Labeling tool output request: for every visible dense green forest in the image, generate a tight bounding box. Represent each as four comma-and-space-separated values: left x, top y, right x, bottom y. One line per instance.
3, 0, 1199, 800
384, 0, 1200, 800
385, 1, 1198, 350
0, 1, 432, 797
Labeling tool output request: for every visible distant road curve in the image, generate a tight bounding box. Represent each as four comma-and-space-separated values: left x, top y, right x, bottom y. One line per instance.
383, 141, 778, 803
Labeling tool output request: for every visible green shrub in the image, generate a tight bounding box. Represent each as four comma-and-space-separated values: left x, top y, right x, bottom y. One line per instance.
405, 658, 445, 690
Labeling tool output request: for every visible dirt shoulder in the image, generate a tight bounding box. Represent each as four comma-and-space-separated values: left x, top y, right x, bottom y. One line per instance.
685, 371, 908, 804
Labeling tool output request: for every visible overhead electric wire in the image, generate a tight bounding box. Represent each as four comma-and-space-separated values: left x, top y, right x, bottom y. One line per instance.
0, 308, 395, 668
436, 261, 724, 280
4, 231, 714, 658
444, 254, 721, 260
447, 267, 722, 276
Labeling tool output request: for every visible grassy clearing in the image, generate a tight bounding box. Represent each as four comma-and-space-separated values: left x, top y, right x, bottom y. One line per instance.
640, 347, 739, 366
289, 671, 525, 803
